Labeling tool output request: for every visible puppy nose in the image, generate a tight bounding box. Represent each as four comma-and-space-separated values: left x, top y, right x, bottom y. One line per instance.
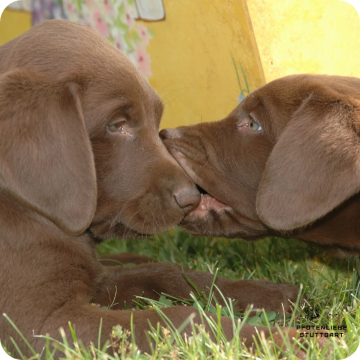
159, 128, 181, 140
174, 186, 200, 213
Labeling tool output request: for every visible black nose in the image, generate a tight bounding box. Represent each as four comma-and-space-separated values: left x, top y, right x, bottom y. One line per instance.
159, 128, 181, 141
174, 186, 200, 213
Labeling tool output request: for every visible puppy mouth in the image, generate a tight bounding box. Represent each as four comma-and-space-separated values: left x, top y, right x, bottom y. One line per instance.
185, 184, 232, 219
164, 147, 232, 220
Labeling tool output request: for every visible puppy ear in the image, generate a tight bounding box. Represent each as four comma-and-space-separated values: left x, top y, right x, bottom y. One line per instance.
0, 69, 97, 234
256, 88, 360, 231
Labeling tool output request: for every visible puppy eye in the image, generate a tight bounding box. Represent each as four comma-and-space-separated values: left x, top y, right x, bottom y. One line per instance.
237, 114, 263, 132
249, 120, 262, 131
107, 122, 127, 134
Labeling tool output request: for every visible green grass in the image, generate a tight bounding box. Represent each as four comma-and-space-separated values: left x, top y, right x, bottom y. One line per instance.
3, 228, 360, 359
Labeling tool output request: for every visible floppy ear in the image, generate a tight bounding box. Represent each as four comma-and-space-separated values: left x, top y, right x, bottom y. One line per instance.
0, 69, 97, 234
256, 89, 360, 231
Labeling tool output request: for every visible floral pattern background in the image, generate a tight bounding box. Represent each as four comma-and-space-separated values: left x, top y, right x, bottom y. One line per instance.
31, 0, 154, 77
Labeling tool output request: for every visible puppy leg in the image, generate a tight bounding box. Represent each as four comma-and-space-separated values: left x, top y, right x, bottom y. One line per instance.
93, 262, 300, 314
38, 303, 311, 358
98, 253, 157, 266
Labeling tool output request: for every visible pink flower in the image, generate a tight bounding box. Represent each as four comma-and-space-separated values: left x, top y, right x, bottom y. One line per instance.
93, 11, 109, 37
102, 0, 113, 15
66, 2, 75, 14
137, 23, 150, 46
125, 5, 135, 27
136, 46, 152, 77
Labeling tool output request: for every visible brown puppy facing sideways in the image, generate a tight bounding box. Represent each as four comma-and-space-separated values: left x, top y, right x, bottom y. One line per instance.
0, 20, 307, 357
161, 74, 360, 255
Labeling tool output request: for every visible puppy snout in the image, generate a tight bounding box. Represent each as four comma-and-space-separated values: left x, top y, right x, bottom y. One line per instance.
174, 186, 200, 213
159, 128, 181, 140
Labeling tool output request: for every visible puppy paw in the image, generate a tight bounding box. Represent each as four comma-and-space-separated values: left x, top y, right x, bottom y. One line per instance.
230, 280, 302, 314
272, 327, 331, 359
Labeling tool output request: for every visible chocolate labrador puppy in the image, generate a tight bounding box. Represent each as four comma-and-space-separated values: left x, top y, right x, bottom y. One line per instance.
161, 74, 360, 254
0, 20, 302, 357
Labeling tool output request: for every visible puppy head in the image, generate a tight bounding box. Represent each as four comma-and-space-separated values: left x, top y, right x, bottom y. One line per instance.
161, 74, 360, 239
0, 20, 200, 239
85, 68, 201, 240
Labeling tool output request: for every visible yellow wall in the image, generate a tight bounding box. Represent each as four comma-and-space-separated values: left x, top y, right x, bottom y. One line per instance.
247, 0, 360, 82
0, 2, 264, 128
144, 0, 264, 128
1, 1, 360, 127
0, 8, 32, 46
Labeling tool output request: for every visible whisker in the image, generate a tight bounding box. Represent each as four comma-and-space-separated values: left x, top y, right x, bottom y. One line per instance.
110, 194, 139, 227
122, 209, 141, 238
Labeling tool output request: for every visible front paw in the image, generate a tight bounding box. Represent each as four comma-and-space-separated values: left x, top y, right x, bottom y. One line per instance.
226, 280, 302, 313
242, 325, 330, 359
272, 327, 331, 359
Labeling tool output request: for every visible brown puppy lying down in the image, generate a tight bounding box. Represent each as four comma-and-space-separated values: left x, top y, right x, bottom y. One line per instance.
161, 74, 360, 254
0, 20, 304, 357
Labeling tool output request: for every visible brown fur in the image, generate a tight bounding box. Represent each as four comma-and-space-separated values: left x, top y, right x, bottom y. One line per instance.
0, 20, 306, 357
161, 74, 360, 254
